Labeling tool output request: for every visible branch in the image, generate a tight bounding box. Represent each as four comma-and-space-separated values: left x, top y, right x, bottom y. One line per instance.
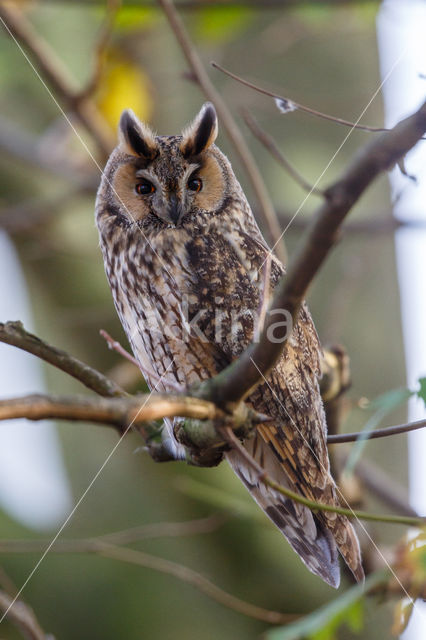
0, 321, 125, 398
0, 390, 421, 523
212, 62, 414, 137
0, 590, 52, 640
0, 393, 218, 432
199, 100, 426, 409
0, 538, 295, 625
157, 0, 287, 263
99, 329, 183, 392
0, 114, 98, 188
76, 0, 120, 101
258, 209, 416, 235
0, 515, 224, 552
0, 191, 84, 235
242, 109, 324, 196
328, 418, 426, 444
0, 4, 114, 158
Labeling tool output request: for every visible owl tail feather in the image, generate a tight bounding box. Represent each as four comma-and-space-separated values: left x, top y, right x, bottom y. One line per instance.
319, 509, 365, 584
226, 440, 364, 588
226, 449, 342, 588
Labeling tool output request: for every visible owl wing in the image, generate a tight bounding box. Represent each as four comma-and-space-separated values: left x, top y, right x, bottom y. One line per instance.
188, 225, 363, 587
227, 318, 364, 587
226, 306, 363, 587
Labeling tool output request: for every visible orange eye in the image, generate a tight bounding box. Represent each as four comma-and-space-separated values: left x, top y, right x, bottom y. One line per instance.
187, 177, 202, 193
135, 180, 155, 195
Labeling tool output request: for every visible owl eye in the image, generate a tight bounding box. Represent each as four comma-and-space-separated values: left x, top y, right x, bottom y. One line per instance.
135, 180, 155, 195
187, 177, 202, 193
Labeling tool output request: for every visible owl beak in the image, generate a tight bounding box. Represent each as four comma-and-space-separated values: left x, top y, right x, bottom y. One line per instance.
167, 192, 183, 225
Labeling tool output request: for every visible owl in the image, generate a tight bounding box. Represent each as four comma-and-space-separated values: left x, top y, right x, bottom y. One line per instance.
95, 102, 363, 588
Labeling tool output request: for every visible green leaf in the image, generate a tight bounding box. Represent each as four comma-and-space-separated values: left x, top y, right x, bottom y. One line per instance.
265, 571, 387, 640
417, 377, 426, 408
343, 387, 413, 475
368, 387, 413, 411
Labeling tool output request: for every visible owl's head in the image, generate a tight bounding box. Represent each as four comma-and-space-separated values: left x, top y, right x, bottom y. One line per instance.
97, 103, 239, 230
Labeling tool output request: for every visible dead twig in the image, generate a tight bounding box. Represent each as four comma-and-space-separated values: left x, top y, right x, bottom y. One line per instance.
242, 109, 324, 196
77, 0, 121, 101
213, 62, 422, 137
0, 4, 114, 158
0, 515, 224, 552
99, 329, 183, 392
0, 321, 125, 398
328, 418, 426, 444
0, 590, 53, 640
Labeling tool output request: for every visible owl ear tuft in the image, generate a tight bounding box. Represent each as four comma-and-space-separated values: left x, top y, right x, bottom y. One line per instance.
181, 102, 218, 158
119, 109, 158, 160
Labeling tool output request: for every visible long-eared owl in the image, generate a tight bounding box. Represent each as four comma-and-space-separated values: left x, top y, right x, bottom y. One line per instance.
95, 102, 363, 587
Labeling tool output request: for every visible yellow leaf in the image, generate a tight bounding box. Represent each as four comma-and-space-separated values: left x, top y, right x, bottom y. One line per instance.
96, 48, 153, 130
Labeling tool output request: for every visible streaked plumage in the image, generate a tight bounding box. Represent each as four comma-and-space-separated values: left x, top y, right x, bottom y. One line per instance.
95, 103, 363, 587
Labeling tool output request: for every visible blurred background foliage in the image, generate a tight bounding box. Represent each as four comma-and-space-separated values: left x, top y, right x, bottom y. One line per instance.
0, 1, 412, 638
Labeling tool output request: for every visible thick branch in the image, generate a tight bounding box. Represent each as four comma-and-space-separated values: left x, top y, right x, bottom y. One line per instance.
0, 393, 218, 432
200, 100, 426, 409
0, 4, 114, 158
0, 321, 125, 398
157, 0, 286, 263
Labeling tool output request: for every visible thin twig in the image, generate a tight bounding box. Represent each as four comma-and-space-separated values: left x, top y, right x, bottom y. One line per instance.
0, 114, 98, 187
0, 321, 125, 398
0, 533, 295, 625
328, 418, 426, 444
157, 0, 286, 263
267, 210, 415, 235
0, 590, 52, 640
100, 329, 141, 369
99, 543, 296, 624
213, 62, 420, 137
199, 100, 426, 410
0, 515, 224, 552
77, 0, 120, 101
0, 4, 114, 158
242, 109, 324, 196
99, 329, 183, 392
221, 427, 425, 527
0, 191, 85, 235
